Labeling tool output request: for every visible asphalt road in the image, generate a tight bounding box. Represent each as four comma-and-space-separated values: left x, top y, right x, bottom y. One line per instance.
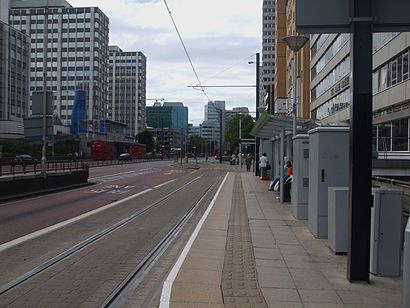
0, 160, 189, 245
0, 161, 228, 307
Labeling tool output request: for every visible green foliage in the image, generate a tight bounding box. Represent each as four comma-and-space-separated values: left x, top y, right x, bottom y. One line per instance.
136, 130, 154, 152
189, 135, 207, 154
224, 114, 255, 152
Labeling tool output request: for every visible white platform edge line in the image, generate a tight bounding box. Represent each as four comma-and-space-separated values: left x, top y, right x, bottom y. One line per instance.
0, 188, 153, 252
159, 172, 229, 308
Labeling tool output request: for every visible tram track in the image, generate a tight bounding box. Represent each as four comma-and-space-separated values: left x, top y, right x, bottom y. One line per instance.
101, 180, 218, 307
0, 169, 224, 307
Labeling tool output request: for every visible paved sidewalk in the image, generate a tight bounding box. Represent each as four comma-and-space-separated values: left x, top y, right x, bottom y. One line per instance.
168, 171, 403, 307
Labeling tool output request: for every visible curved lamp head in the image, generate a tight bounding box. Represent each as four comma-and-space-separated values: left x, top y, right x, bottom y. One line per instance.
282, 35, 309, 52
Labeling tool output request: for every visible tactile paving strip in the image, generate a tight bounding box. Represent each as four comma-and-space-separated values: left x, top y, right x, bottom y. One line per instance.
222, 173, 267, 307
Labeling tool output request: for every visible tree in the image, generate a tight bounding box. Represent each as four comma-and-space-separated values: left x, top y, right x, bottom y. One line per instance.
136, 130, 154, 152
189, 135, 207, 155
225, 114, 255, 153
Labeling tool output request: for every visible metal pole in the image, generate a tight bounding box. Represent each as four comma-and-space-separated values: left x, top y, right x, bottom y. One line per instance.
180, 127, 183, 166
219, 109, 222, 164
279, 128, 285, 203
292, 50, 297, 137
347, 0, 372, 282
255, 52, 260, 176
41, 4, 48, 177
239, 116, 242, 169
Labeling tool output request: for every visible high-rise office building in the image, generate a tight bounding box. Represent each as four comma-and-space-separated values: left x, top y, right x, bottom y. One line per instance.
108, 46, 146, 138
262, 0, 275, 112
0, 0, 30, 139
10, 0, 109, 129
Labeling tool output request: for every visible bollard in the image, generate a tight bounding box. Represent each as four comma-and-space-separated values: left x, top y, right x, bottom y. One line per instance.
404, 218, 410, 308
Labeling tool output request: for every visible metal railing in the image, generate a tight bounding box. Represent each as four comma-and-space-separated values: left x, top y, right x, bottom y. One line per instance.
0, 157, 162, 177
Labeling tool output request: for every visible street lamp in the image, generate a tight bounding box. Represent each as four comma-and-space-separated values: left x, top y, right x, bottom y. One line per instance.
248, 53, 260, 176
238, 113, 242, 170
282, 35, 309, 136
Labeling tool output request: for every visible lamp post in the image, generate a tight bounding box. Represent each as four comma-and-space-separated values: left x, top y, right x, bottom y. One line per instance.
282, 35, 309, 137
248, 53, 260, 176
238, 113, 242, 170
41, 3, 49, 177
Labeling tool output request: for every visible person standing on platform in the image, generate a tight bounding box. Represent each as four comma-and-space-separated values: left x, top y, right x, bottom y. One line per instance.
259, 153, 269, 180
245, 153, 253, 172
283, 161, 293, 202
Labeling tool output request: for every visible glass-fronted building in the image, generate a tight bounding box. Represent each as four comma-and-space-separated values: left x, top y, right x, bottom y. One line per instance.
10, 0, 109, 129
108, 46, 146, 138
146, 102, 188, 132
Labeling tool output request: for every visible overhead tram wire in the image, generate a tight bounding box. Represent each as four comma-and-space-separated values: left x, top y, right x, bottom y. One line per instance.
163, 0, 210, 102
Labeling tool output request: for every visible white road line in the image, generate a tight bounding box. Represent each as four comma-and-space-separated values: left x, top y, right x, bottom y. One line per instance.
159, 172, 229, 308
153, 179, 176, 189
0, 188, 153, 253
89, 169, 151, 181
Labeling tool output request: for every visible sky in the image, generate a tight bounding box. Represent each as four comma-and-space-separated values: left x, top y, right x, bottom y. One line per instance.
70, 0, 263, 125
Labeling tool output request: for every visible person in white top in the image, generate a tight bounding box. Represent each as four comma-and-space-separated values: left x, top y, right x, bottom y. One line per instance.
259, 153, 269, 180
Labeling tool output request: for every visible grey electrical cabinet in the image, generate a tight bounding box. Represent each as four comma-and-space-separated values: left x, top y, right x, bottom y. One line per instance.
370, 188, 403, 277
328, 187, 349, 254
308, 127, 349, 238
404, 218, 410, 307
292, 134, 309, 219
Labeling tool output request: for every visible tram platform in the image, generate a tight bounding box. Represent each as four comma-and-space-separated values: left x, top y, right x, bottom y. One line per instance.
161, 171, 403, 307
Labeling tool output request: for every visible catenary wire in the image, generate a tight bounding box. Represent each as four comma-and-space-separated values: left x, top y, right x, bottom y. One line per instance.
163, 0, 211, 102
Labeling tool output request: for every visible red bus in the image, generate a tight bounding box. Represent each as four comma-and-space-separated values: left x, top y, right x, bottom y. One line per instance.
90, 140, 147, 160
131, 143, 147, 159
90, 140, 116, 160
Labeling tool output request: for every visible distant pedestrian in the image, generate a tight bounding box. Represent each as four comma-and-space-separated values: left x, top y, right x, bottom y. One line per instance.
245, 153, 253, 172
259, 153, 269, 180
283, 161, 293, 202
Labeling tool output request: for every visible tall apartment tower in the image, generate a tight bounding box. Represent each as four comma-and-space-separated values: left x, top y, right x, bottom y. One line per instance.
262, 0, 275, 112
9, 0, 109, 128
108, 46, 146, 137
0, 0, 30, 139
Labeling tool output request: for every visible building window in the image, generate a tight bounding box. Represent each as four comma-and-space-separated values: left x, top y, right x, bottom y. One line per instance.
392, 118, 409, 151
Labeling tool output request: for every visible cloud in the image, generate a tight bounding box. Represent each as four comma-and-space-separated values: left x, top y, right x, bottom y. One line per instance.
68, 0, 262, 125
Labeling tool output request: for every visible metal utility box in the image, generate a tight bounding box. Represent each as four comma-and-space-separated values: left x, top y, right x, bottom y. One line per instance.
404, 218, 410, 307
308, 126, 349, 238
328, 187, 349, 254
292, 134, 309, 219
370, 188, 403, 277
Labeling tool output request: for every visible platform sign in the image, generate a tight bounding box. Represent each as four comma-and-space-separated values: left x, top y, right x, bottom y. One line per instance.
296, 0, 410, 33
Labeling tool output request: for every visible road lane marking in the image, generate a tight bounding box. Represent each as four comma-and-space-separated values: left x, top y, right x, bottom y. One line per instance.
159, 172, 229, 308
153, 179, 176, 189
0, 188, 153, 253
89, 168, 152, 181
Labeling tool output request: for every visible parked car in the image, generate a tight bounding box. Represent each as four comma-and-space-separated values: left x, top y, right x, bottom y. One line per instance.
118, 153, 132, 161
13, 154, 38, 165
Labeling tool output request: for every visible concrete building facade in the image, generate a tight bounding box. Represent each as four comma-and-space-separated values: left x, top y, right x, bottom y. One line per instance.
273, 0, 287, 114
10, 0, 110, 130
310, 32, 410, 157
0, 1, 30, 139
108, 45, 146, 138
284, 0, 310, 119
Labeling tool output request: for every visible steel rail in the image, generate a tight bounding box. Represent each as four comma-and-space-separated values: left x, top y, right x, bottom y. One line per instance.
101, 179, 220, 307
0, 175, 202, 295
